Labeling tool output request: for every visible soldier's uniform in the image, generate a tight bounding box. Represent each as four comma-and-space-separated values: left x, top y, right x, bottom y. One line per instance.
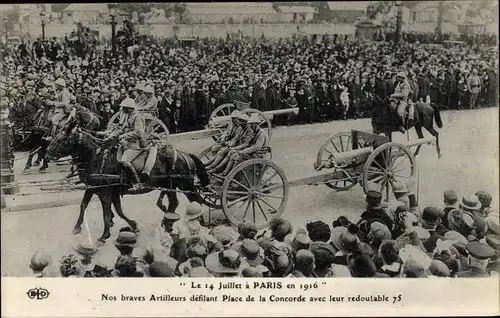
51, 78, 71, 135
139, 86, 158, 113
115, 98, 146, 190
212, 111, 242, 155
231, 126, 267, 164
455, 241, 495, 278
391, 72, 414, 128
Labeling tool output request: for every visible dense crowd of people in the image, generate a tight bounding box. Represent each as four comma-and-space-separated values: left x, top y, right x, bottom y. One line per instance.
1, 28, 498, 135
29, 185, 499, 278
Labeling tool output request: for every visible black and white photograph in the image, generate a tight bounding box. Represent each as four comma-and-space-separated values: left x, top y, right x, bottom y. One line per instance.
0, 1, 499, 317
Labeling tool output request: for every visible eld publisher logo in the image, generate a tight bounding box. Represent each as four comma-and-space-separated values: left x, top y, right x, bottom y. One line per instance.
27, 288, 50, 300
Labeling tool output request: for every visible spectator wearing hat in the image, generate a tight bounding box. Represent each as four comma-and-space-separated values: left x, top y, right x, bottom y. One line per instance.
291, 233, 312, 259
439, 190, 459, 232
59, 254, 85, 277
288, 250, 315, 278
114, 231, 138, 257
151, 212, 180, 261
310, 242, 336, 277
483, 235, 499, 275
232, 221, 258, 251
205, 249, 249, 277
29, 250, 52, 278
331, 224, 360, 265
144, 261, 175, 278
305, 220, 331, 242
347, 253, 378, 278
178, 256, 205, 276
238, 239, 265, 267
358, 189, 394, 241
456, 241, 495, 277
400, 258, 428, 278
131, 247, 154, 275
114, 255, 143, 277
377, 240, 401, 277
209, 215, 240, 248
420, 207, 445, 253
475, 190, 497, 219
447, 209, 476, 239
72, 241, 108, 277
264, 218, 293, 255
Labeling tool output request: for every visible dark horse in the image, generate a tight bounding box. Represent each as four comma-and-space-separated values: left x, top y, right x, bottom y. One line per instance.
371, 95, 443, 158
45, 118, 210, 245
9, 94, 101, 172
8, 94, 51, 171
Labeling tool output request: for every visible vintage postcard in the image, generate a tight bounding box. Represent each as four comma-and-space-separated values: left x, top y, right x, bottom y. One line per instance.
1, 1, 499, 317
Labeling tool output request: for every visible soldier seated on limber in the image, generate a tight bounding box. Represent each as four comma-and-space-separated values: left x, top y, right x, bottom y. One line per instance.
218, 113, 267, 176
206, 112, 250, 173
98, 98, 147, 192
204, 110, 243, 168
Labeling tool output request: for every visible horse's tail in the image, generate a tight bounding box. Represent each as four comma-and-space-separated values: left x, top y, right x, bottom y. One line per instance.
189, 154, 210, 187
430, 103, 443, 128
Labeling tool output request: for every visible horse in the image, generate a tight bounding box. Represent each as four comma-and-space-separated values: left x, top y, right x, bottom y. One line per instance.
370, 93, 443, 158
10, 93, 101, 172
45, 118, 210, 245
8, 94, 51, 171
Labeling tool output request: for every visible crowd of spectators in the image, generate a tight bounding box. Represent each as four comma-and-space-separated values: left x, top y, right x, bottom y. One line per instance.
1, 27, 498, 134
29, 186, 499, 278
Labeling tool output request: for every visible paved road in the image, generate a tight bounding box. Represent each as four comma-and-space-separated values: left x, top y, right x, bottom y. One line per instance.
2, 108, 498, 276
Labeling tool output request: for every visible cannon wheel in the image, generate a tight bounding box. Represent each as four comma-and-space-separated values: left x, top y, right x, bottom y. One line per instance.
362, 142, 417, 202
107, 112, 169, 138
221, 159, 288, 229
208, 103, 235, 128
241, 108, 273, 141
315, 132, 368, 191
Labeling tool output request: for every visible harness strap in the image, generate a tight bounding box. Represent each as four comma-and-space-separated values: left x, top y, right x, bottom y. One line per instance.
178, 150, 193, 172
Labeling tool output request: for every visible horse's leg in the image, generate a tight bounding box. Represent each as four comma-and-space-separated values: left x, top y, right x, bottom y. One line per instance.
24, 151, 34, 171
156, 191, 168, 213
111, 191, 138, 232
38, 146, 48, 171
73, 189, 94, 234
425, 125, 441, 158
413, 124, 425, 157
97, 192, 113, 246
166, 187, 180, 214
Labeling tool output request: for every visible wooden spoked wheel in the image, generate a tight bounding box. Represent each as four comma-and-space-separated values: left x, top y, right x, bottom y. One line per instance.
221, 159, 289, 229
107, 112, 169, 139
241, 108, 273, 141
207, 103, 235, 129
143, 114, 169, 139
315, 132, 369, 191
362, 142, 417, 202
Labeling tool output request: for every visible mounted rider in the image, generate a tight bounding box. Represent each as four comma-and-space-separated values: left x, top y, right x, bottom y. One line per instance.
105, 98, 147, 192
204, 110, 243, 168
221, 113, 268, 176
46, 78, 72, 137
390, 72, 414, 133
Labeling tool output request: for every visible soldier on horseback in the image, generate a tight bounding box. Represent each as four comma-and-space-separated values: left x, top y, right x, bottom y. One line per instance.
100, 98, 147, 191
45, 78, 71, 137
390, 72, 415, 133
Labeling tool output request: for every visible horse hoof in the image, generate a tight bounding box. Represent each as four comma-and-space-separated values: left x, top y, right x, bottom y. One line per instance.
72, 226, 82, 235
438, 153, 443, 159
33, 161, 40, 167
95, 240, 106, 247
39, 168, 47, 172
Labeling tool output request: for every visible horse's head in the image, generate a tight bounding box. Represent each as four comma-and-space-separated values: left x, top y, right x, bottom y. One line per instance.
46, 120, 80, 161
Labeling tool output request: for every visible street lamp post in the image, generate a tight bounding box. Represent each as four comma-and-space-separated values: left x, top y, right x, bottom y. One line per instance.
3, 18, 7, 44
40, 11, 46, 41
110, 11, 117, 57
395, 1, 403, 43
